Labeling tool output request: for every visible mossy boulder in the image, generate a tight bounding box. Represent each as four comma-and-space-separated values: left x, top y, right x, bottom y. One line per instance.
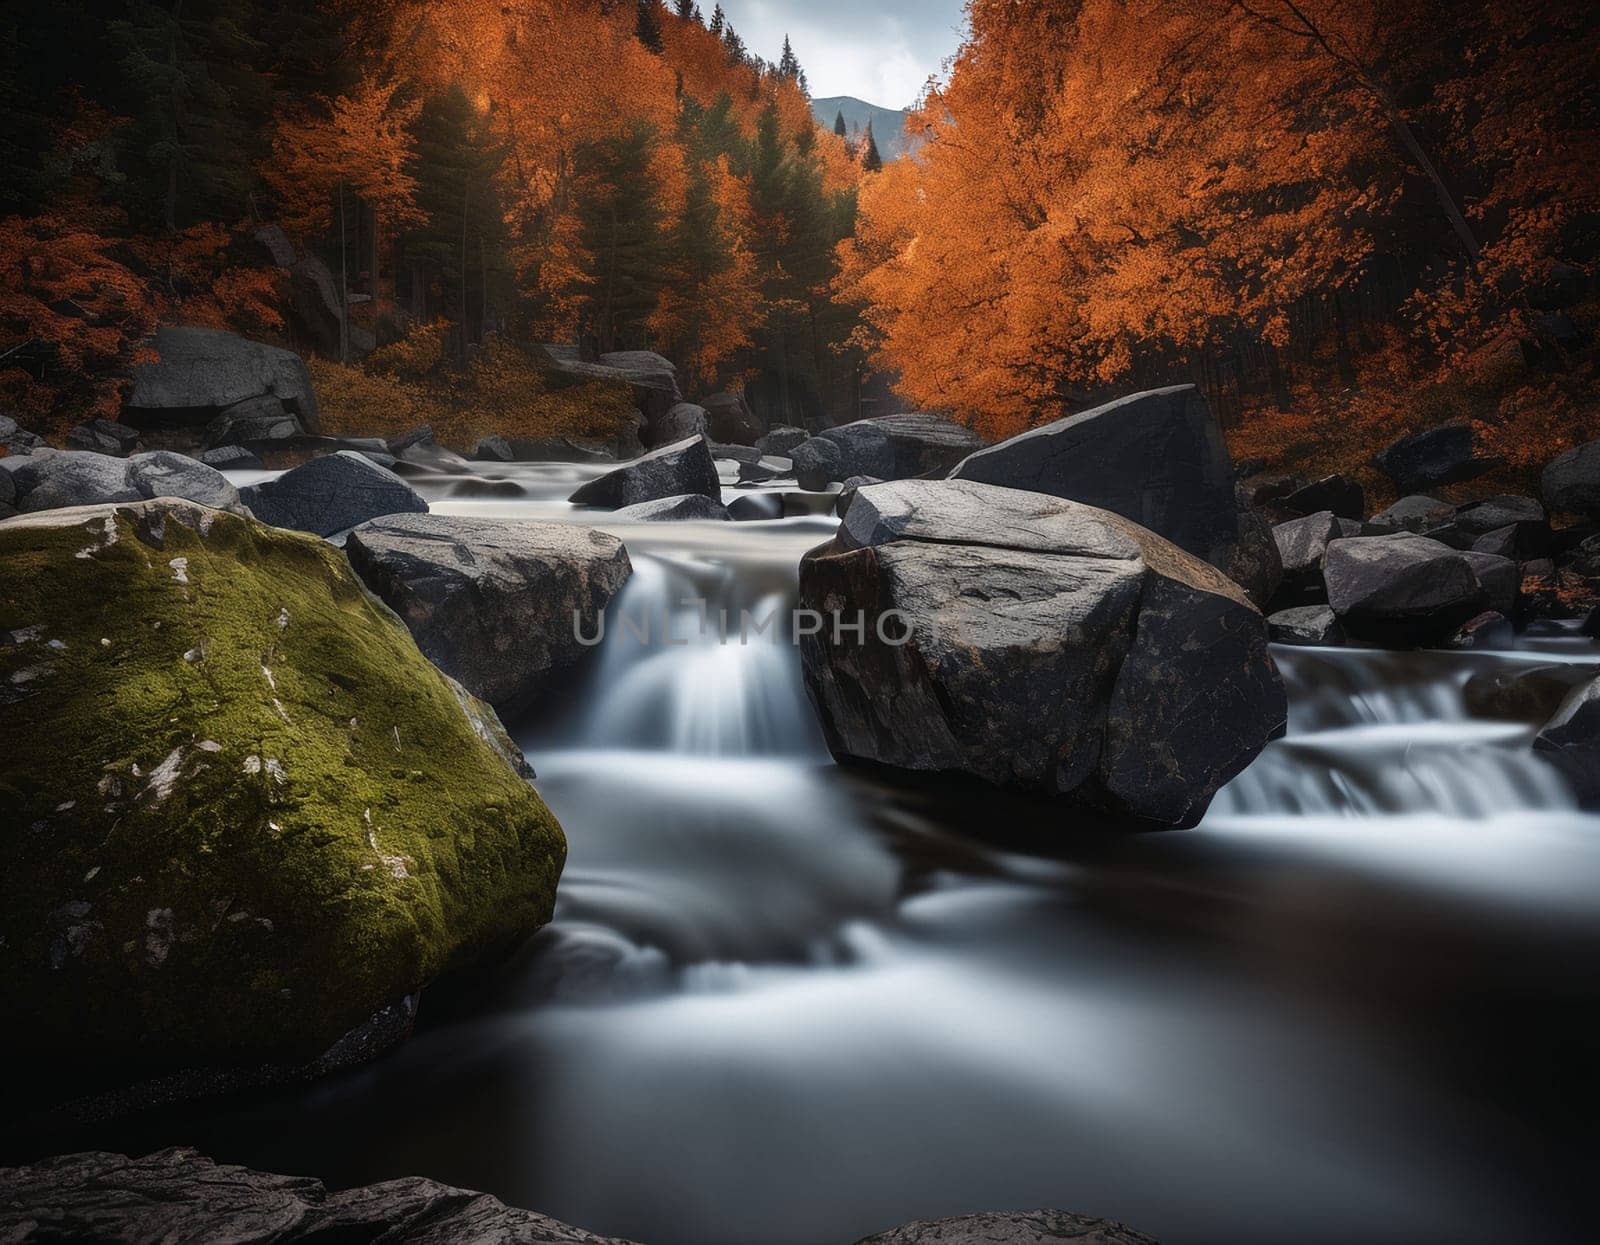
0, 499, 565, 1070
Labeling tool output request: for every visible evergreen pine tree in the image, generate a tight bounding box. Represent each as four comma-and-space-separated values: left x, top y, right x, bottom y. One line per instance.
673, 0, 696, 20
568, 123, 670, 353
635, 0, 664, 52
721, 23, 746, 65
778, 36, 800, 80
860, 120, 883, 172
833, 110, 847, 139
708, 4, 725, 37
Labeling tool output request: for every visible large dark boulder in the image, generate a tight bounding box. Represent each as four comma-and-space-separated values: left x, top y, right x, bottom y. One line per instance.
819, 413, 985, 479
650, 401, 709, 447
0, 1149, 638, 1244
568, 435, 720, 509
1273, 510, 1360, 606
1534, 674, 1600, 806
799, 479, 1285, 829
1279, 474, 1365, 521
791, 437, 843, 491
948, 386, 1271, 605
756, 425, 810, 457
125, 327, 319, 432
703, 391, 762, 444
539, 348, 681, 427
815, 420, 897, 479
346, 514, 631, 714
1376, 423, 1499, 491
8, 451, 142, 512
1541, 439, 1600, 518
1324, 534, 1490, 645
856, 1209, 1159, 1245
0, 500, 562, 1070
241, 451, 428, 536
65, 418, 141, 457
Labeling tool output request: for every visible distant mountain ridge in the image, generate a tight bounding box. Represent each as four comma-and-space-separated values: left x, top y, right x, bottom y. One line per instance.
811, 95, 918, 161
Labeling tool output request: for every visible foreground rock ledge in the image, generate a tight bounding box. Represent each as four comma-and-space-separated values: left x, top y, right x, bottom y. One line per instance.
799, 480, 1286, 828
0, 500, 564, 1069
0, 1150, 1161, 1245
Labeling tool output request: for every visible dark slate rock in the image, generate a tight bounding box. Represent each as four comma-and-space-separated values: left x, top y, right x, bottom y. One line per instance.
1280, 473, 1365, 521
1446, 610, 1516, 650
388, 425, 436, 454
1376, 423, 1499, 491
1535, 675, 1600, 806
346, 514, 630, 713
1240, 473, 1299, 508
948, 385, 1270, 604
1542, 439, 1600, 518
241, 451, 428, 537
0, 462, 14, 512
1272, 510, 1359, 606
612, 494, 732, 522
1367, 495, 1453, 534
815, 420, 897, 480
790, 436, 843, 491
1462, 551, 1519, 616
836, 474, 885, 519
703, 391, 761, 445
542, 347, 681, 426
474, 434, 516, 462
507, 436, 617, 464
1268, 605, 1344, 646
1323, 534, 1488, 645
568, 436, 720, 509
800, 479, 1285, 829
737, 455, 792, 483
728, 494, 785, 521
1464, 663, 1599, 722
126, 326, 319, 431
1471, 524, 1521, 559
11, 451, 141, 513
710, 442, 762, 465
204, 395, 306, 448
868, 412, 986, 476
650, 402, 709, 447
855, 1209, 1160, 1245
128, 451, 242, 512
0, 1148, 644, 1245
756, 425, 810, 457
197, 445, 263, 471
64, 418, 141, 456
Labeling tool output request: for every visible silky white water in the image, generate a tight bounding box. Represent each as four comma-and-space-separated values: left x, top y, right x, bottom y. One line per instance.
104, 461, 1600, 1244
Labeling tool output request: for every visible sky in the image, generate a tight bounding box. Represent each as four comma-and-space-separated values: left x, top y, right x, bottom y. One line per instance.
717, 0, 969, 110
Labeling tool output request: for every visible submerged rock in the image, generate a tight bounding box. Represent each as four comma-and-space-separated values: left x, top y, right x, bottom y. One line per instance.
346, 514, 631, 714
613, 494, 732, 522
569, 436, 720, 509
948, 385, 1278, 606
799, 479, 1285, 829
0, 1148, 642, 1244
241, 451, 428, 537
0, 500, 563, 1071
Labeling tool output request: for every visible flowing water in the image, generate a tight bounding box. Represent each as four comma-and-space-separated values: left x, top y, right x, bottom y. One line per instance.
51, 462, 1600, 1243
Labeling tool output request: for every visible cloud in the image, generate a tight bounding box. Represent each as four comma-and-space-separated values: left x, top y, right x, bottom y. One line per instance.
720, 0, 966, 109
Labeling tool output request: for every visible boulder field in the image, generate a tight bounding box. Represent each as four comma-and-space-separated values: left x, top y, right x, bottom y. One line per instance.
0, 499, 564, 1071
798, 479, 1286, 828
0, 1149, 1161, 1245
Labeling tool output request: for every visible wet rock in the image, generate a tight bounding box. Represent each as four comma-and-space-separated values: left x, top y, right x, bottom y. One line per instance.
198, 445, 263, 471
1280, 473, 1365, 521
346, 513, 630, 713
1268, 604, 1344, 646
0, 1149, 639, 1244
128, 451, 243, 512
394, 442, 475, 475
728, 494, 785, 521
10, 450, 141, 513
1323, 534, 1489, 645
1534, 674, 1600, 807
0, 500, 562, 1069
756, 425, 810, 457
126, 327, 319, 432
948, 386, 1274, 605
1447, 610, 1516, 650
568, 436, 720, 509
703, 391, 761, 445
1367, 495, 1454, 534
613, 494, 732, 522
791, 437, 843, 491
204, 395, 307, 448
64, 418, 141, 457
473, 434, 515, 462
855, 1209, 1159, 1245
799, 479, 1285, 829
1376, 423, 1499, 491
241, 451, 428, 537
1272, 510, 1360, 606
1464, 663, 1599, 723
1542, 439, 1600, 518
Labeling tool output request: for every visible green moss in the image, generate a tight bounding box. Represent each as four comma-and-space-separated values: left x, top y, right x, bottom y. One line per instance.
0, 501, 565, 1064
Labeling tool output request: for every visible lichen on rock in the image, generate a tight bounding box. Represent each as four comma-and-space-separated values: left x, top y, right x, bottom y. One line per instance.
0, 499, 565, 1069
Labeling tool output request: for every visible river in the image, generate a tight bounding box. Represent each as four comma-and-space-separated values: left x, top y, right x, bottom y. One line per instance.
65, 460, 1600, 1244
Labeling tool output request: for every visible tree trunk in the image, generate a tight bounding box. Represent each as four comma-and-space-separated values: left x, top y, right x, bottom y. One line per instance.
163, 0, 187, 233
338, 179, 349, 364
459, 179, 470, 368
